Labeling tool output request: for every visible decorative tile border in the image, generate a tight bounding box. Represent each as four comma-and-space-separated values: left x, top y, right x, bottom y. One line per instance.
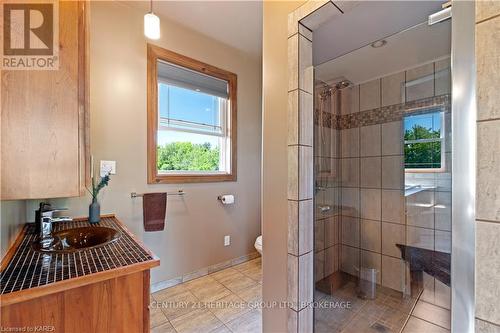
315, 94, 451, 130
314, 110, 339, 130
150, 252, 260, 293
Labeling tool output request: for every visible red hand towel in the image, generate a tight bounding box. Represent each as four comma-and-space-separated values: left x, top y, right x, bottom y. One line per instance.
143, 193, 167, 231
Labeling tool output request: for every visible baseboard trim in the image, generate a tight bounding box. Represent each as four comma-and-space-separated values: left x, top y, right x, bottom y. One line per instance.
151, 251, 260, 293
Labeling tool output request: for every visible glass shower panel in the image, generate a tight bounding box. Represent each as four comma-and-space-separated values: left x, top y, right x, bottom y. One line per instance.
312, 18, 452, 333
403, 90, 452, 322
313, 83, 340, 289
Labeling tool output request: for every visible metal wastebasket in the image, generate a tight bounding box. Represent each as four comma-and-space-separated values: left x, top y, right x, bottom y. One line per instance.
357, 267, 378, 300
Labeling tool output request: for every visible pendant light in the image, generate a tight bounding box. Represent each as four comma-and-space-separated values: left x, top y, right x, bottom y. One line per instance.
144, 0, 160, 40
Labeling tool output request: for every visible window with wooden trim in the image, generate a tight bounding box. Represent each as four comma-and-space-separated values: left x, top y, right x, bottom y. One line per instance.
147, 44, 237, 183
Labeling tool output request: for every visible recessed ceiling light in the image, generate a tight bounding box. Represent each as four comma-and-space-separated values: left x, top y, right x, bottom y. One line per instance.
371, 40, 387, 48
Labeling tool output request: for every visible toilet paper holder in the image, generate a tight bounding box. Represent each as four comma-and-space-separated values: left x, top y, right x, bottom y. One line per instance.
217, 194, 235, 204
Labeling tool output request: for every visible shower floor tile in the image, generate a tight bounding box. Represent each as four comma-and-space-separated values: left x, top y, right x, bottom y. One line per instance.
314, 282, 419, 333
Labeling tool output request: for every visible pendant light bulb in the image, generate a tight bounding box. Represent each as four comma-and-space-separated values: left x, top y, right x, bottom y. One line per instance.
144, 0, 160, 40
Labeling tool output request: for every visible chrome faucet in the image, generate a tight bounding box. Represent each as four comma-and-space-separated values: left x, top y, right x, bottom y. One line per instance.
35, 203, 73, 241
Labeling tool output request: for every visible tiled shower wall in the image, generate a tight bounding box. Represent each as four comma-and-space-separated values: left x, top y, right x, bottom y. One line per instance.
288, 2, 500, 333
404, 147, 452, 309
333, 58, 451, 293
287, 2, 343, 332
403, 60, 453, 310
405, 174, 452, 255
475, 2, 500, 331
287, 18, 315, 333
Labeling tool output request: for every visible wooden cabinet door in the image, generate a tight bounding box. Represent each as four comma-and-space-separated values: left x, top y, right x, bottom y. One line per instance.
1, 271, 147, 333
1, 1, 88, 200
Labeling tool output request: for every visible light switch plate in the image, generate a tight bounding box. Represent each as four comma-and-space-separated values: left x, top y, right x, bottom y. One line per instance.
100, 160, 116, 177
224, 235, 230, 246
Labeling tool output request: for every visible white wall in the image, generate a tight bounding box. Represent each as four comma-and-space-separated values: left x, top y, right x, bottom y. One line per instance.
0, 200, 26, 257
262, 1, 306, 332
48, 1, 262, 284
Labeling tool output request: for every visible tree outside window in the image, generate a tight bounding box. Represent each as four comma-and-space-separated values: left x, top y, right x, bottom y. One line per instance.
404, 110, 445, 172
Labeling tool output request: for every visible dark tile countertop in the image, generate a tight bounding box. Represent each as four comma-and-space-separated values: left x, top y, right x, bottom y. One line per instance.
0, 216, 156, 296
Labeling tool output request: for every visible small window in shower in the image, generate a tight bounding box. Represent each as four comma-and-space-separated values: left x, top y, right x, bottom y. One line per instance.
404, 110, 445, 172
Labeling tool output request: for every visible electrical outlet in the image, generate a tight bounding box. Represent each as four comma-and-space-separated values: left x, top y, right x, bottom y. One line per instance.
100, 160, 116, 177
224, 235, 230, 246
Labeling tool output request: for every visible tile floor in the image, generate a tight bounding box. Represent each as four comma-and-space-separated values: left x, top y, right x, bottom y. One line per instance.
402, 299, 451, 333
314, 281, 419, 333
151, 257, 450, 333
150, 258, 262, 333
314, 280, 451, 333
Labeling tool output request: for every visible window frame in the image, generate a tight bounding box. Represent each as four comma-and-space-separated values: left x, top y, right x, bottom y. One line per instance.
147, 44, 237, 183
404, 109, 446, 173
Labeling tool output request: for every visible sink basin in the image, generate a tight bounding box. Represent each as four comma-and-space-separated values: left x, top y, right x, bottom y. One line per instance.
32, 227, 121, 253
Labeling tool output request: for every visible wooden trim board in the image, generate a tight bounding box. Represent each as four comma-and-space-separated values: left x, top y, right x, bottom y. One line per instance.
146, 43, 238, 184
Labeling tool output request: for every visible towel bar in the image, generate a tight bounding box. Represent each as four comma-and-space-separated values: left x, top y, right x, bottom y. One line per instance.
131, 190, 185, 198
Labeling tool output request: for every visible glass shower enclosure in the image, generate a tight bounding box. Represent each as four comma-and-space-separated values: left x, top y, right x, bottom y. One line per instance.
312, 16, 452, 332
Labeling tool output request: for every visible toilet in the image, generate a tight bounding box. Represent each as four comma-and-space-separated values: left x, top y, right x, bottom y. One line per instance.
254, 235, 262, 255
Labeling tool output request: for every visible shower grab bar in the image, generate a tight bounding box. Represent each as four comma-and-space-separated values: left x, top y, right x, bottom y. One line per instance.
131, 190, 185, 198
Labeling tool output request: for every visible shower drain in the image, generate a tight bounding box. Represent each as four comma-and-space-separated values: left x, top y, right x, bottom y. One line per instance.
371, 322, 390, 333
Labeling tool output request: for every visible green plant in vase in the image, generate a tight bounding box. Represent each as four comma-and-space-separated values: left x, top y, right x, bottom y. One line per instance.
87, 172, 111, 224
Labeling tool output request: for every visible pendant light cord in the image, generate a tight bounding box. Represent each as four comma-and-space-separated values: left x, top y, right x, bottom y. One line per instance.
150, 0, 153, 14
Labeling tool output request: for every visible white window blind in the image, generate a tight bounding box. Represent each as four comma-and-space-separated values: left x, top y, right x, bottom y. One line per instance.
157, 60, 228, 98
157, 60, 229, 137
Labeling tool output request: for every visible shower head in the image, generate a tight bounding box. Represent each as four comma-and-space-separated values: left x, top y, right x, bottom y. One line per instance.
319, 79, 352, 100
335, 80, 352, 89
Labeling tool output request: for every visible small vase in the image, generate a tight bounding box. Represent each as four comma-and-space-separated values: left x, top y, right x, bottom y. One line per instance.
89, 199, 101, 224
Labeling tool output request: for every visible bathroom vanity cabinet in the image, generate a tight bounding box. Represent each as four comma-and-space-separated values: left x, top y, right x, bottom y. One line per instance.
0, 216, 159, 333
1, 271, 151, 333
1, 1, 90, 200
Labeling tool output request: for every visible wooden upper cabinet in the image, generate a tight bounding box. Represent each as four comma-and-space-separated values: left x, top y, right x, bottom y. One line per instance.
1, 1, 89, 200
